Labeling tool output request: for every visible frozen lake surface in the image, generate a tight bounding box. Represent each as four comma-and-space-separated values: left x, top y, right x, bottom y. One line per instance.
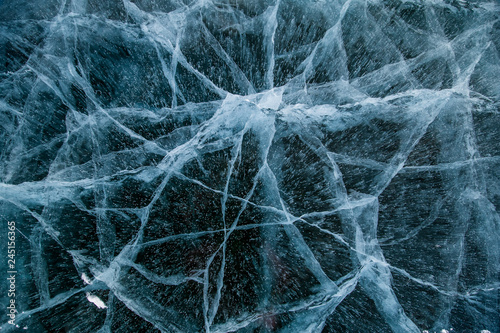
0, 0, 499, 332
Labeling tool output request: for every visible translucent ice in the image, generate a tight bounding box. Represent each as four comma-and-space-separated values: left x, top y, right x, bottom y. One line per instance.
0, 0, 499, 332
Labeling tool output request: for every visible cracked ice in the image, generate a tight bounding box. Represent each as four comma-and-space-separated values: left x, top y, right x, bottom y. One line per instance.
0, 0, 499, 332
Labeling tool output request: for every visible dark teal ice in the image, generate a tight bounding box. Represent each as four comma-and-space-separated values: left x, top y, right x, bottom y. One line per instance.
0, 0, 499, 332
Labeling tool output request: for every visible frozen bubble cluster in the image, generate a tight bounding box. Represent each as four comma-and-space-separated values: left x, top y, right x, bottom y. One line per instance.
0, 0, 499, 332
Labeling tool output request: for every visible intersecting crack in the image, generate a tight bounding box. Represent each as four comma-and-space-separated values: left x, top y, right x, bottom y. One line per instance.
0, 0, 499, 332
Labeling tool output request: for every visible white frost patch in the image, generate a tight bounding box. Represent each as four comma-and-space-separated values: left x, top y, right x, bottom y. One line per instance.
480, 330, 491, 333
86, 292, 107, 309
81, 273, 92, 284
256, 88, 283, 110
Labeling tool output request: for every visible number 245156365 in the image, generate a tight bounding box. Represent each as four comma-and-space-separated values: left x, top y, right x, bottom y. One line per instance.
7, 221, 15, 263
